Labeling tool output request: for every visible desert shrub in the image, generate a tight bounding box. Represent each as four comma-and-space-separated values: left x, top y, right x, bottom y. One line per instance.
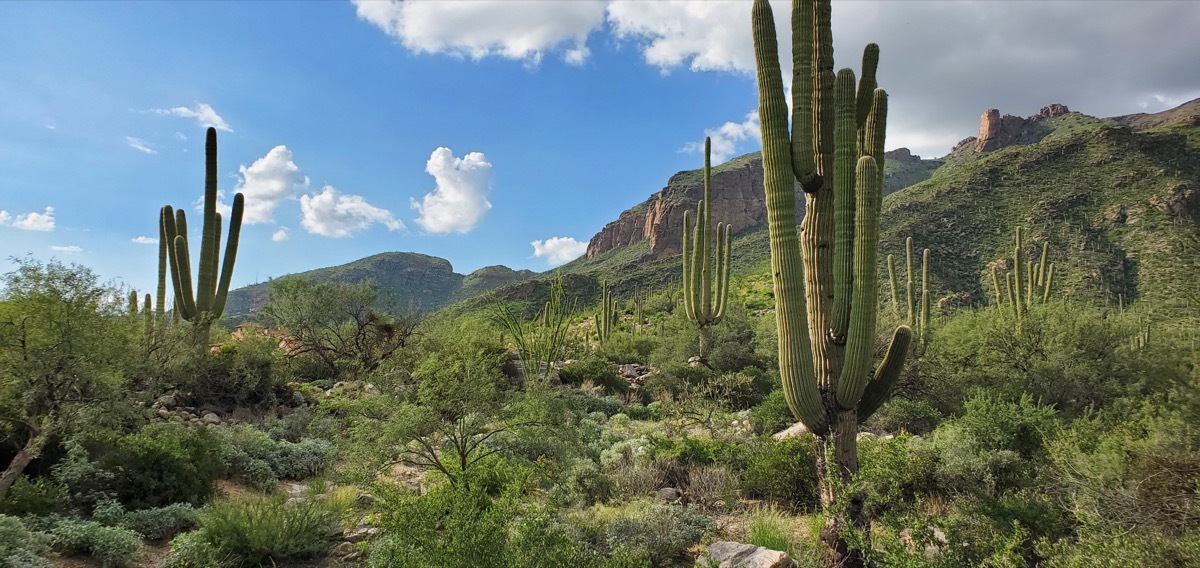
602, 502, 715, 565
168, 337, 280, 409
740, 437, 820, 510
0, 514, 52, 568
93, 500, 199, 541
93, 423, 226, 510
749, 389, 794, 435
560, 359, 626, 395
211, 425, 335, 483
549, 459, 615, 507
650, 436, 748, 470
1037, 529, 1200, 567
162, 530, 236, 568
856, 435, 939, 519
930, 395, 1055, 497
193, 494, 342, 567
864, 397, 944, 435
261, 406, 316, 443
0, 476, 67, 517
687, 464, 739, 510
596, 334, 656, 365
49, 519, 142, 568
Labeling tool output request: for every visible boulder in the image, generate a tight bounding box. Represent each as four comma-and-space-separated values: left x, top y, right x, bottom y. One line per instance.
201, 412, 222, 425
699, 541, 796, 568
771, 421, 810, 441
656, 487, 682, 503
343, 527, 379, 543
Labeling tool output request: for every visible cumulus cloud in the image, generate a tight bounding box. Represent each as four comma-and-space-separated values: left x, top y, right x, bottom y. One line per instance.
300, 185, 404, 238
131, 236, 158, 245
607, 0, 760, 73
50, 245, 82, 253
125, 136, 157, 154
232, 145, 309, 224
411, 147, 492, 234
531, 237, 588, 266
1, 206, 56, 231
151, 103, 233, 132
352, 0, 606, 65
683, 111, 761, 163
272, 227, 290, 242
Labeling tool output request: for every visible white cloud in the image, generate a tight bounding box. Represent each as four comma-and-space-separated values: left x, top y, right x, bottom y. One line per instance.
1, 206, 56, 231
50, 245, 82, 253
151, 103, 233, 132
352, 0, 606, 65
300, 185, 404, 238
175, 132, 188, 141
531, 237, 588, 266
272, 227, 290, 242
125, 136, 157, 154
683, 110, 761, 163
411, 147, 493, 234
607, 0, 761, 73
232, 145, 309, 224
131, 236, 158, 245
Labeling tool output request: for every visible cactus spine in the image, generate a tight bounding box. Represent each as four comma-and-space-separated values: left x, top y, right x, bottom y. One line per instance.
160, 127, 245, 352
753, 0, 911, 562
681, 137, 732, 359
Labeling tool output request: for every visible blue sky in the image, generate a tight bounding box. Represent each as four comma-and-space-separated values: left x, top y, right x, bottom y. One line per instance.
3, 0, 1198, 301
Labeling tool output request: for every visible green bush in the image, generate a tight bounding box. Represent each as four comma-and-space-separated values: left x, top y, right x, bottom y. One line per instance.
368, 486, 509, 568
603, 502, 714, 565
93, 500, 199, 541
0, 514, 52, 568
168, 337, 279, 409
560, 359, 626, 394
740, 437, 819, 510
864, 397, 944, 435
162, 530, 236, 568
749, 390, 794, 435
930, 395, 1055, 497
595, 334, 655, 365
0, 476, 67, 517
93, 423, 227, 510
49, 519, 142, 568
856, 435, 939, 519
744, 506, 797, 559
194, 494, 342, 567
211, 425, 335, 483
1037, 529, 1200, 567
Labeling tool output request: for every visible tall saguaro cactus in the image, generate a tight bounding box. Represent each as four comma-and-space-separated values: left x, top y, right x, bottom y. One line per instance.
753, 0, 912, 564
681, 137, 732, 360
887, 238, 932, 346
992, 226, 1055, 322
595, 280, 616, 343
160, 127, 245, 352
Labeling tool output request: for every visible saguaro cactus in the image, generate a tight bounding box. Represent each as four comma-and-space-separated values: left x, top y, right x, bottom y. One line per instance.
992, 226, 1054, 321
160, 127, 245, 352
886, 238, 932, 345
753, 0, 912, 564
595, 280, 616, 343
681, 137, 732, 360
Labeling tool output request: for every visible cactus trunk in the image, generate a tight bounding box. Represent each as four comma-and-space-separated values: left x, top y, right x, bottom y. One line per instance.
681, 137, 732, 362
752, 0, 910, 564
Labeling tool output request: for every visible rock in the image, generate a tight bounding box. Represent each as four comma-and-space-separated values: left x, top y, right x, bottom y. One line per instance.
355, 492, 375, 507
656, 487, 681, 503
771, 421, 810, 441
1150, 183, 1199, 220
342, 551, 363, 562
286, 483, 308, 496
201, 412, 222, 425
332, 542, 357, 556
343, 527, 379, 543
156, 408, 171, 419
687, 356, 703, 367
883, 147, 922, 163
1039, 103, 1070, 118
856, 432, 876, 441
286, 497, 307, 505
155, 394, 177, 409
618, 364, 649, 379
700, 541, 796, 568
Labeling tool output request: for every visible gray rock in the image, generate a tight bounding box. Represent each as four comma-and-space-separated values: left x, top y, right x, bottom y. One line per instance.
155, 394, 177, 409
656, 487, 682, 503
332, 541, 357, 556
201, 412, 222, 425
343, 527, 379, 543
700, 541, 796, 568
771, 421, 811, 441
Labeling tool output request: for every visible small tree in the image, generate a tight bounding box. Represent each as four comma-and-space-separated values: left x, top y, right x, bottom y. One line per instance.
0, 258, 134, 499
261, 276, 420, 380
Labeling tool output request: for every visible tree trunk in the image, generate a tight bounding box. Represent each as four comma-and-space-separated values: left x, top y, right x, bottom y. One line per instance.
0, 423, 53, 501
815, 410, 867, 568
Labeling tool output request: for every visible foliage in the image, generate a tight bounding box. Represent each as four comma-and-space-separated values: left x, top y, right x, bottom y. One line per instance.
744, 505, 799, 559
740, 437, 820, 510
749, 389, 795, 435
0, 476, 66, 517
491, 273, 576, 385
162, 530, 236, 568
597, 501, 715, 566
210, 424, 336, 486
192, 493, 344, 567
261, 275, 420, 380
559, 358, 626, 395
93, 500, 199, 541
98, 423, 227, 509
49, 518, 142, 568
0, 514, 52, 568
929, 395, 1056, 498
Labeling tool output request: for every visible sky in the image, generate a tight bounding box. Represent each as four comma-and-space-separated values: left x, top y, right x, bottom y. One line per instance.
2, 0, 1199, 301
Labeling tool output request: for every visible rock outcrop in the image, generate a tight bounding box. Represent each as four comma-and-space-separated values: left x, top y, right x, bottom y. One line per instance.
586, 153, 790, 259
974, 104, 1069, 153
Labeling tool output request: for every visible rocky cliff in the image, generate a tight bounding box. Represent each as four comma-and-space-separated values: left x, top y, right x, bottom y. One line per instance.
586, 152, 782, 259
950, 104, 1071, 154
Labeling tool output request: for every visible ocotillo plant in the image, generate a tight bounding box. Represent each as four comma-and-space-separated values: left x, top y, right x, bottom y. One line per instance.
992, 226, 1054, 321
681, 137, 732, 359
594, 280, 616, 343
753, 0, 912, 564
886, 237, 932, 346
492, 274, 575, 384
160, 127, 245, 352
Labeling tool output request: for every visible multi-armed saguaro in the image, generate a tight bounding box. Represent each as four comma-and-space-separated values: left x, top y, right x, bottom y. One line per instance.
681, 137, 732, 359
991, 226, 1054, 321
160, 127, 245, 352
753, 0, 912, 562
595, 280, 616, 343
887, 237, 932, 346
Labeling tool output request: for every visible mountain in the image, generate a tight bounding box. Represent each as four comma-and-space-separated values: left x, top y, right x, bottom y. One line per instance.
223, 252, 534, 321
